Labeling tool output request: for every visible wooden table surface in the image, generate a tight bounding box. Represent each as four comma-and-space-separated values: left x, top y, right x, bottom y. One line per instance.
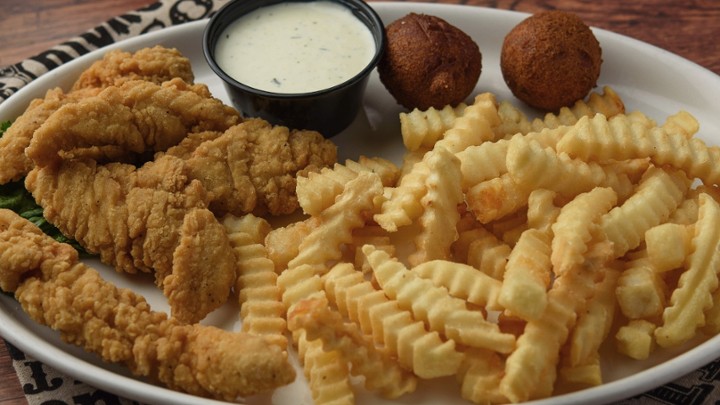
0, 0, 719, 404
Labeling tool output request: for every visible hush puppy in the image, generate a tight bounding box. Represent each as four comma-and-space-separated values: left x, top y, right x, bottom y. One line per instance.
378, 13, 482, 110
501, 10, 602, 111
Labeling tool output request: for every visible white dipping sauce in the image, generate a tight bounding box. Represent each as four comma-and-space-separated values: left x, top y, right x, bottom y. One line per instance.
214, 1, 376, 94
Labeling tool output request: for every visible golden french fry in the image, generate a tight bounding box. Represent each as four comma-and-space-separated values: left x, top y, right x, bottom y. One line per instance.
457, 350, 509, 405
527, 189, 560, 233
455, 226, 512, 280
412, 260, 503, 310
616, 257, 667, 319
495, 86, 625, 138
323, 262, 464, 378
616, 319, 657, 360
601, 166, 691, 258
289, 172, 383, 269
408, 147, 463, 266
551, 187, 617, 276
289, 298, 418, 399
557, 113, 720, 186
222, 214, 287, 349
645, 222, 693, 272
296, 156, 398, 217
434, 92, 500, 153
400, 102, 467, 151
506, 136, 634, 201
656, 193, 720, 347
661, 110, 700, 139
499, 228, 552, 320
364, 245, 516, 353
499, 258, 601, 402
567, 269, 620, 367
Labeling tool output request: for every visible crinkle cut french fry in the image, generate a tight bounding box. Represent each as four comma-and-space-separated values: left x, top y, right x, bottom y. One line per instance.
408, 147, 463, 266
457, 126, 566, 191
280, 174, 385, 405
379, 94, 500, 232
601, 166, 690, 259
499, 228, 552, 320
412, 260, 502, 310
551, 187, 617, 276
222, 214, 287, 349
506, 136, 634, 201
494, 86, 625, 139
297, 334, 355, 405
279, 263, 353, 405
454, 226, 512, 280
398, 149, 426, 179
364, 245, 516, 353
322, 263, 464, 378
527, 189, 560, 233
457, 349, 509, 405
655, 193, 720, 348
616, 257, 667, 320
289, 298, 418, 399
661, 110, 700, 139
466, 173, 529, 224
265, 216, 320, 273
568, 269, 620, 367
400, 102, 467, 151
499, 259, 600, 403
616, 319, 657, 360
289, 172, 383, 269
296, 156, 399, 216
557, 355, 602, 389
374, 156, 431, 232
645, 222, 693, 272
557, 113, 720, 186
434, 92, 500, 153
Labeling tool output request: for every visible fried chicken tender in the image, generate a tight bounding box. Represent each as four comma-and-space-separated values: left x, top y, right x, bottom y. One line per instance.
0, 46, 198, 185
25, 155, 237, 323
26, 79, 240, 167
163, 118, 338, 216
0, 87, 101, 184
0, 209, 295, 400
71, 46, 195, 91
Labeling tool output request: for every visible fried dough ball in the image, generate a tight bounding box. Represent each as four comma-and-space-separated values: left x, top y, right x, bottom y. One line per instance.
378, 13, 482, 110
501, 10, 602, 111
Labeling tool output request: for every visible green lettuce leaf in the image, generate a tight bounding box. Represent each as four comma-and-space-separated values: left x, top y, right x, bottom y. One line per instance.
0, 121, 88, 254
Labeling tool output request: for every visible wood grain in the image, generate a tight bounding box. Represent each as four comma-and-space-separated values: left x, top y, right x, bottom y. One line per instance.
1, 0, 157, 66
0, 0, 718, 404
0, 344, 24, 405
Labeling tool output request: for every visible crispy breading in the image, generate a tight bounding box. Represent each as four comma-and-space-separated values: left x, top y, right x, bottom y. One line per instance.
172, 118, 337, 216
0, 209, 295, 400
0, 46, 201, 185
0, 87, 100, 184
26, 79, 240, 167
71, 45, 195, 91
24, 155, 237, 323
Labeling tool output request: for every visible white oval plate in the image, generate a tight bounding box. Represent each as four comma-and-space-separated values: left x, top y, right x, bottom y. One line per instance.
1, 2, 720, 405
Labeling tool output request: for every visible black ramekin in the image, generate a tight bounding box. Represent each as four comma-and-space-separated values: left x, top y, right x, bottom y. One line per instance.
203, 0, 386, 137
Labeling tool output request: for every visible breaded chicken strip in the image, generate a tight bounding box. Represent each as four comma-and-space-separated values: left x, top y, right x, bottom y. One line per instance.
0, 46, 198, 185
0, 209, 295, 400
71, 46, 195, 91
25, 155, 237, 323
26, 79, 240, 167
163, 118, 337, 216
0, 87, 101, 184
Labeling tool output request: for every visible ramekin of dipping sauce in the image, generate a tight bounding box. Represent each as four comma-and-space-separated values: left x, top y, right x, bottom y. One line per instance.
203, 0, 385, 137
